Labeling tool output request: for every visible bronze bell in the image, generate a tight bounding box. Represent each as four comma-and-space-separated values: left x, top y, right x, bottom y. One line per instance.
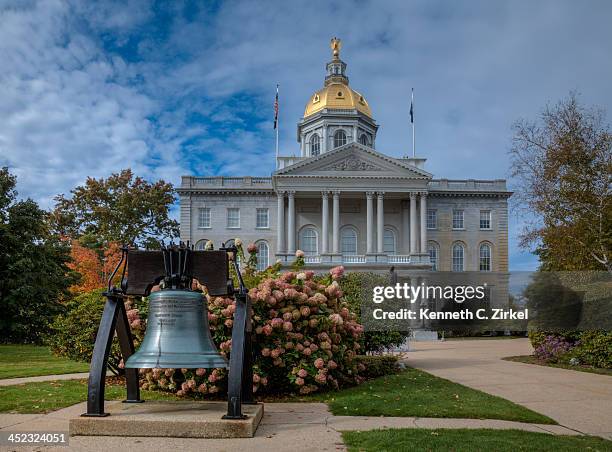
125, 289, 228, 369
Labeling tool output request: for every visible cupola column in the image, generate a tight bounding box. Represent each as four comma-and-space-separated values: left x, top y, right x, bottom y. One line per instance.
322, 124, 328, 153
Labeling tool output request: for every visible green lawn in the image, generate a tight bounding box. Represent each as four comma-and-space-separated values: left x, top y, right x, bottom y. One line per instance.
311, 368, 555, 424
0, 379, 179, 413
342, 429, 612, 452
503, 355, 612, 376
0, 345, 89, 379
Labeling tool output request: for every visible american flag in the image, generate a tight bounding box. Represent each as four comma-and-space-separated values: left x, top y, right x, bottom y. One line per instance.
273, 84, 279, 129
410, 88, 414, 124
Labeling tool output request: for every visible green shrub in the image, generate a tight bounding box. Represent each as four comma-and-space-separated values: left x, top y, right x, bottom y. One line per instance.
46, 289, 146, 373
354, 355, 400, 379
341, 271, 410, 354
572, 331, 612, 369
528, 331, 546, 349
529, 330, 611, 369
528, 330, 580, 349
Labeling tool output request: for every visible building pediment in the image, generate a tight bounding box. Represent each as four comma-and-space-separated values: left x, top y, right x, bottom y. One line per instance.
274, 143, 432, 179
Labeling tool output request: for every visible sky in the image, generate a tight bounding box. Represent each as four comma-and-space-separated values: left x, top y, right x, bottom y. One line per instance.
1, 0, 611, 270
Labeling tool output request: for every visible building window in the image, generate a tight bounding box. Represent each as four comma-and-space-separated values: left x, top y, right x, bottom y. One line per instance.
452, 243, 464, 271
359, 134, 368, 146
222, 239, 240, 265
341, 227, 357, 255
195, 239, 209, 250
428, 243, 439, 271
256, 241, 269, 271
452, 209, 464, 229
198, 208, 211, 229
427, 209, 437, 229
311, 134, 320, 156
383, 228, 396, 254
334, 130, 347, 148
299, 227, 318, 255
256, 208, 269, 228
480, 243, 492, 271
480, 210, 491, 230
226, 208, 240, 228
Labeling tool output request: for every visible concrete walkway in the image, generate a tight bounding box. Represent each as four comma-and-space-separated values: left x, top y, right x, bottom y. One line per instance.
404, 338, 612, 439
0, 373, 91, 387
0, 401, 583, 452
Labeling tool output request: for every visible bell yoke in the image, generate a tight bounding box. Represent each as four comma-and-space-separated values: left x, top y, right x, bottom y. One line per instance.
82, 243, 255, 420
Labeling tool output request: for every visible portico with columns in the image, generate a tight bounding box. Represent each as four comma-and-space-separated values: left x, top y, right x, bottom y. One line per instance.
273, 142, 432, 268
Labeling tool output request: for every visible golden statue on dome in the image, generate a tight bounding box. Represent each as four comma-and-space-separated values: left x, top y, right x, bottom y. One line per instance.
330, 37, 342, 58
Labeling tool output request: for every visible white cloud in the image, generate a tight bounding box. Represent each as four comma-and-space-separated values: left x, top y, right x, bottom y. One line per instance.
0, 0, 167, 208
1, 0, 611, 269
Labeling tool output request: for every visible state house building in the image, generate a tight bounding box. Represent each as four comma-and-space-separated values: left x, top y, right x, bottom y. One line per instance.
178, 40, 511, 286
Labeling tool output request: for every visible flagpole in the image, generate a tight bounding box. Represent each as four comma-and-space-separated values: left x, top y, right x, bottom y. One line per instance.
411, 88, 415, 158
275, 84, 280, 169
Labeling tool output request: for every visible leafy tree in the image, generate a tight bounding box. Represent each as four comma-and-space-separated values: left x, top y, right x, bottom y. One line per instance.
510, 93, 612, 273
0, 167, 77, 343
51, 169, 179, 250
68, 240, 122, 293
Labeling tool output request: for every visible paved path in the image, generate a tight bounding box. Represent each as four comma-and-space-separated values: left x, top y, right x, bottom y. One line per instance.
404, 338, 612, 439
0, 401, 582, 452
0, 373, 91, 387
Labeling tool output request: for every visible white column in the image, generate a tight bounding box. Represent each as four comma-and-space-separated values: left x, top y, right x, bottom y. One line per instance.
420, 193, 428, 254
410, 192, 417, 254
287, 191, 295, 254
321, 191, 329, 254
376, 192, 384, 253
322, 124, 328, 153
366, 192, 374, 253
402, 200, 410, 254
276, 191, 285, 253
332, 191, 340, 254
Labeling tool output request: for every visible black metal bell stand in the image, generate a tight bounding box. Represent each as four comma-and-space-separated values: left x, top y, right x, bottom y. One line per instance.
82, 243, 254, 419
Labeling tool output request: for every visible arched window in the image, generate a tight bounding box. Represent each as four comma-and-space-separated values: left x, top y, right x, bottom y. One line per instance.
195, 239, 209, 250
359, 134, 368, 146
223, 238, 241, 266
383, 228, 396, 254
334, 130, 347, 148
452, 243, 465, 272
428, 242, 439, 271
310, 134, 320, 156
256, 241, 269, 271
299, 227, 318, 255
479, 243, 492, 272
341, 227, 358, 255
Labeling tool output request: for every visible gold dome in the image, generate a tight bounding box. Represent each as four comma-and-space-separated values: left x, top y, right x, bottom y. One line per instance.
304, 38, 372, 119
304, 83, 372, 118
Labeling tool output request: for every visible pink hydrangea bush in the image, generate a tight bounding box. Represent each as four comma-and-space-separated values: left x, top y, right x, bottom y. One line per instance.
140, 244, 364, 397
